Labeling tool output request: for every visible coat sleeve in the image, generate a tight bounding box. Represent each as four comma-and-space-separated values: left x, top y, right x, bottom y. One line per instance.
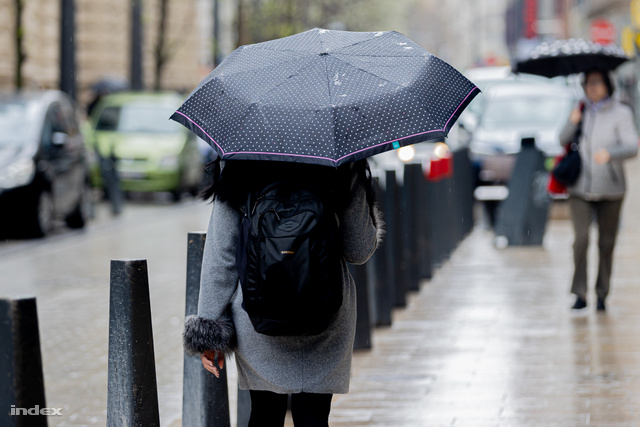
183, 200, 240, 357
338, 169, 383, 265
609, 105, 639, 161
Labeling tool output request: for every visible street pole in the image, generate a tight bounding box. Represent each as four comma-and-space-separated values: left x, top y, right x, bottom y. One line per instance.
130, 0, 144, 91
60, 0, 76, 100
213, 0, 221, 67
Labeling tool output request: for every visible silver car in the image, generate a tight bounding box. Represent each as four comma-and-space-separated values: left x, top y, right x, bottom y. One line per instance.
469, 81, 576, 185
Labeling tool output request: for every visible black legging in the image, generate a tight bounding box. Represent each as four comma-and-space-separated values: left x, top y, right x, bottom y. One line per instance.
248, 390, 332, 427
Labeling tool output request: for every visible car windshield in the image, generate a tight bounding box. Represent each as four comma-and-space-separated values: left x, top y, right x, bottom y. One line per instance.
96, 103, 181, 133
0, 100, 38, 147
481, 95, 574, 130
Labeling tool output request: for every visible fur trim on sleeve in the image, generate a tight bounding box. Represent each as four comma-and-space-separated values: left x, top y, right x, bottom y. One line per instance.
372, 203, 386, 249
183, 315, 236, 357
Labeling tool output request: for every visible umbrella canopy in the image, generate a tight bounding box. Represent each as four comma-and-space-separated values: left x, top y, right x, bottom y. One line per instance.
514, 38, 629, 78
171, 28, 479, 167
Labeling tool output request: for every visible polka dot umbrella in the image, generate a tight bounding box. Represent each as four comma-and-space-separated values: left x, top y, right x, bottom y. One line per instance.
171, 28, 480, 167
514, 38, 629, 78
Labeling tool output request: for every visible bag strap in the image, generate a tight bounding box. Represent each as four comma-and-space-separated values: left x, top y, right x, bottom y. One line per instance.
571, 102, 586, 147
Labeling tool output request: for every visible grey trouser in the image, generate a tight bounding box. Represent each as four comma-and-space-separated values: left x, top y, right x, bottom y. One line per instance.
569, 196, 623, 299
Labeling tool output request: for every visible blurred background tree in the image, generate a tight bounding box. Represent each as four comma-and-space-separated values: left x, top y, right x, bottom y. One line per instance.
235, 0, 409, 47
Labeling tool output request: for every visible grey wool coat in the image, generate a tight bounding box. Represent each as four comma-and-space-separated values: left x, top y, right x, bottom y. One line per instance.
183, 166, 382, 394
560, 98, 638, 201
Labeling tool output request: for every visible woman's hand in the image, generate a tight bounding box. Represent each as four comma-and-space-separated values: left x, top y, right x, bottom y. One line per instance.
569, 107, 582, 125
201, 350, 225, 378
593, 149, 611, 165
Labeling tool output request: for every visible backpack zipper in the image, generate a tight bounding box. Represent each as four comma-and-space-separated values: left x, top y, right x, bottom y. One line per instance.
252, 195, 321, 216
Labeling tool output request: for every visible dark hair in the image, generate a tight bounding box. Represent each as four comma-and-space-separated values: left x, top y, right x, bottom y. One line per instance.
200, 158, 379, 226
582, 69, 614, 96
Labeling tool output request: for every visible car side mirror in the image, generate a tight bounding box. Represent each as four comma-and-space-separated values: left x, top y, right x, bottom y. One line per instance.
51, 132, 68, 147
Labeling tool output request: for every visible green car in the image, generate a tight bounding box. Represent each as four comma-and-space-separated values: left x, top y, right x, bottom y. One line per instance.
86, 92, 203, 200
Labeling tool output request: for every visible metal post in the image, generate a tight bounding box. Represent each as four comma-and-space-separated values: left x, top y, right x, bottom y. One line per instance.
236, 389, 251, 427
412, 165, 432, 281
371, 177, 392, 327
183, 233, 231, 427
427, 177, 445, 267
494, 138, 550, 246
213, 0, 222, 67
60, 0, 76, 100
386, 171, 406, 308
0, 297, 47, 427
130, 0, 144, 90
349, 263, 371, 350
402, 164, 421, 292
107, 259, 160, 426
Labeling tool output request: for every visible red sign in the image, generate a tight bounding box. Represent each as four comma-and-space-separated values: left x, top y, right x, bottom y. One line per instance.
523, 0, 538, 39
426, 156, 453, 182
590, 19, 616, 45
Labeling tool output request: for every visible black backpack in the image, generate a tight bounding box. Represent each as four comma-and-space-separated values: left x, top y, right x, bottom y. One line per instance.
236, 181, 342, 336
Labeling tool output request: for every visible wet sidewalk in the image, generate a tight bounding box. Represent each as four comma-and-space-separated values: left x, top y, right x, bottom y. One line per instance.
326, 158, 640, 426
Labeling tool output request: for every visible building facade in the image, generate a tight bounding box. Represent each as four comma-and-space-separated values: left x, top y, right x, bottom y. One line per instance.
0, 0, 215, 109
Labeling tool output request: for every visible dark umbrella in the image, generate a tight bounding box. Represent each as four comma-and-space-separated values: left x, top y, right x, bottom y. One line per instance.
171, 28, 479, 167
514, 38, 629, 78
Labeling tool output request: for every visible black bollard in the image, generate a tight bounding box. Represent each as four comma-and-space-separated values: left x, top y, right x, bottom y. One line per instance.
452, 148, 475, 239
385, 171, 406, 308
371, 177, 392, 327
409, 163, 432, 281
107, 259, 160, 427
427, 177, 446, 267
494, 138, 551, 246
183, 233, 231, 427
236, 388, 251, 427
402, 164, 421, 292
0, 297, 47, 427
349, 263, 371, 350
442, 175, 456, 259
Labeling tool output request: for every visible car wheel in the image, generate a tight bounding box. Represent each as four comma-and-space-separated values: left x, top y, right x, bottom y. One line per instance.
33, 190, 55, 237
66, 185, 91, 229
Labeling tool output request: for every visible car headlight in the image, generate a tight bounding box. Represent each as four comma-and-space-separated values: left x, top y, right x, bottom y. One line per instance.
433, 142, 450, 159
0, 157, 36, 189
397, 145, 415, 162
159, 155, 179, 169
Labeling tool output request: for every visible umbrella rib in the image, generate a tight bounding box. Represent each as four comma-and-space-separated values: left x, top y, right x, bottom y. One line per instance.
246, 56, 328, 104
219, 57, 330, 152
328, 55, 405, 88
321, 54, 339, 161
172, 111, 226, 156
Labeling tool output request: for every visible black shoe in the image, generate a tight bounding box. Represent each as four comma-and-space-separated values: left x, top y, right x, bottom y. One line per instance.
597, 298, 606, 311
572, 296, 587, 310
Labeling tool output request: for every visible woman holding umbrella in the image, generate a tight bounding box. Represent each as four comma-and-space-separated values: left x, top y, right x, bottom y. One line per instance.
560, 69, 638, 311
176, 28, 478, 425
516, 39, 639, 311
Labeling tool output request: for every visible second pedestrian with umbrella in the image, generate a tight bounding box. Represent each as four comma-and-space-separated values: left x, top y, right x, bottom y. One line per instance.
516, 38, 638, 311
560, 69, 638, 311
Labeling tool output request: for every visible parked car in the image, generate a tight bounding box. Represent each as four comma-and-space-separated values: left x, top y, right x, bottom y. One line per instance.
469, 81, 576, 186
0, 91, 92, 238
86, 92, 203, 201
369, 125, 460, 186
459, 66, 552, 141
